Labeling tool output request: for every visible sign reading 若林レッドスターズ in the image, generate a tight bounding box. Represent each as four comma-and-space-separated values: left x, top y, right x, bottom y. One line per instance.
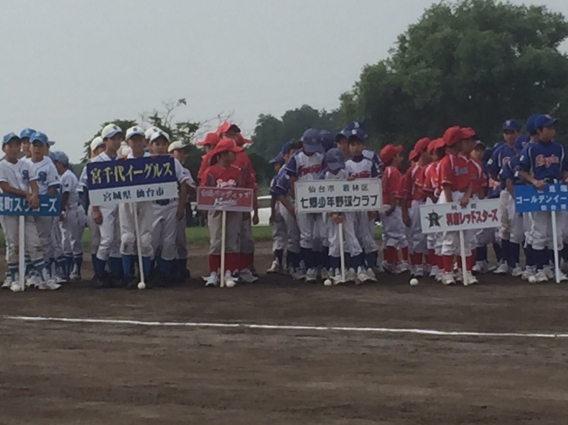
419, 199, 500, 234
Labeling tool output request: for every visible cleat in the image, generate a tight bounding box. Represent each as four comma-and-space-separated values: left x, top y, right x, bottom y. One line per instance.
239, 268, 258, 283
346, 268, 357, 283
365, 268, 377, 282
38, 280, 61, 290
464, 271, 478, 286
204, 272, 219, 287
543, 266, 555, 280
332, 269, 345, 285
304, 268, 317, 284
493, 263, 509, 275
266, 260, 281, 274
429, 265, 440, 279
442, 272, 455, 286
535, 270, 548, 283
414, 265, 425, 278
511, 266, 524, 278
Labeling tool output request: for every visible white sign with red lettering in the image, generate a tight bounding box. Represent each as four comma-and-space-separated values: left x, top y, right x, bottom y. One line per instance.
419, 199, 501, 233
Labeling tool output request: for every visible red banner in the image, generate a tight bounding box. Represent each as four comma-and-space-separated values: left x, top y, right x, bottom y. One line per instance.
197, 187, 254, 212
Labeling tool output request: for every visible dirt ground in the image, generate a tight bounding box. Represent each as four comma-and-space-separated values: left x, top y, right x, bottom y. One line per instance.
1, 242, 568, 424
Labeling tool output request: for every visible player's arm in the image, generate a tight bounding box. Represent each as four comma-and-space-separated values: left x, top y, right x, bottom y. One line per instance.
0, 181, 29, 198
459, 182, 472, 207
177, 180, 188, 220
276, 195, 295, 216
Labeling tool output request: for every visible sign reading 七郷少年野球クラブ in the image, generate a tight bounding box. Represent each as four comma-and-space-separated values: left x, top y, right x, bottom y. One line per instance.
86, 156, 179, 206
0, 193, 60, 216
196, 187, 254, 212
419, 199, 500, 233
514, 184, 568, 213
294, 179, 382, 213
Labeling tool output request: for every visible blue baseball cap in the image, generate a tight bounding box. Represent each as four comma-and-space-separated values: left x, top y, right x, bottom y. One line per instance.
347, 127, 366, 142
533, 114, 558, 129
19, 128, 36, 139
2, 132, 20, 146
525, 114, 539, 135
345, 120, 365, 131
325, 148, 345, 171
319, 130, 335, 152
301, 128, 322, 154
47, 150, 57, 161
30, 131, 49, 145
502, 119, 521, 131
280, 140, 292, 154
269, 152, 284, 165
53, 151, 70, 167
514, 134, 530, 153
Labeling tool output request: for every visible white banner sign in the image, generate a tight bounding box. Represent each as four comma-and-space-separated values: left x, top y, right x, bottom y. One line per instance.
295, 178, 382, 213
89, 182, 179, 206
419, 198, 501, 233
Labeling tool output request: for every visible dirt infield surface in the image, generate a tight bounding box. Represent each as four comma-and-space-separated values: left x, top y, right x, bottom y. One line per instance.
2, 244, 568, 424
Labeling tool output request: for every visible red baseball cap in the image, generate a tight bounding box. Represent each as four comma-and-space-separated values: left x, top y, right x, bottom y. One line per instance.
216, 121, 241, 136
443, 126, 463, 146
380, 144, 403, 163
235, 133, 252, 146
460, 127, 476, 139
196, 132, 220, 147
409, 149, 419, 162
414, 137, 431, 154
212, 138, 244, 156
427, 137, 444, 154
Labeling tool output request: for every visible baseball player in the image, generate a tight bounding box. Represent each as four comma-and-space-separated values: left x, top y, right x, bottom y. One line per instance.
19, 128, 35, 159
53, 151, 86, 281
270, 141, 303, 279
149, 130, 189, 283
438, 126, 475, 285
379, 144, 408, 274
345, 127, 380, 280
202, 138, 246, 287
0, 132, 59, 291
267, 149, 287, 274
24, 132, 62, 285
81, 124, 124, 288
285, 128, 326, 283
168, 140, 196, 282
519, 114, 568, 282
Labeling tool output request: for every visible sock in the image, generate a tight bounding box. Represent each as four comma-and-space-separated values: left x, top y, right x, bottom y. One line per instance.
301, 247, 313, 269
32, 260, 48, 282
466, 254, 475, 271
122, 255, 134, 277
322, 247, 330, 269
8, 262, 18, 281
225, 253, 240, 275
401, 246, 409, 262
442, 255, 453, 273
289, 251, 300, 269
509, 243, 520, 268
352, 253, 365, 269
73, 254, 83, 274
410, 252, 422, 266
493, 242, 502, 262
313, 250, 322, 268
242, 252, 254, 269
208, 255, 221, 274
108, 257, 122, 277
476, 245, 487, 262
274, 249, 284, 266
365, 251, 378, 269
384, 246, 397, 264
525, 245, 535, 267
142, 257, 152, 280
56, 256, 66, 278
64, 255, 73, 277
93, 257, 106, 278
345, 252, 352, 269
427, 249, 435, 265
546, 249, 554, 266
176, 258, 188, 276
158, 259, 174, 277
535, 249, 545, 270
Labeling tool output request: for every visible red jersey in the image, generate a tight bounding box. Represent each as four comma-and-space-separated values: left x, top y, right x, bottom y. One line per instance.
468, 157, 486, 196
383, 165, 403, 204
438, 152, 470, 192
198, 151, 215, 185
233, 151, 257, 190
409, 164, 427, 201
203, 163, 243, 188
423, 161, 440, 196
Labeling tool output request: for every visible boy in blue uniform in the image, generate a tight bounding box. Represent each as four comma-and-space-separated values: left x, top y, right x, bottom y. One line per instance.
519, 114, 568, 282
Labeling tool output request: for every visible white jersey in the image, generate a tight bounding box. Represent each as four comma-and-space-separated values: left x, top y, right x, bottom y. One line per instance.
284, 150, 325, 182
0, 158, 36, 192
24, 157, 60, 195
323, 169, 348, 180
60, 169, 80, 207
79, 152, 118, 190
345, 156, 379, 179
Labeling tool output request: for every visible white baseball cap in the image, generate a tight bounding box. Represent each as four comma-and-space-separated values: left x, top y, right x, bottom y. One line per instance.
101, 124, 123, 140
145, 127, 159, 140
150, 130, 170, 143
168, 140, 189, 153
126, 126, 145, 140
90, 136, 104, 152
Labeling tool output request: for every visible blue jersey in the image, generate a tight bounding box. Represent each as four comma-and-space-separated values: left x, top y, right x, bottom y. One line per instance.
362, 148, 381, 171
499, 155, 522, 186
284, 150, 325, 182
518, 140, 568, 181
269, 167, 289, 197
487, 144, 516, 181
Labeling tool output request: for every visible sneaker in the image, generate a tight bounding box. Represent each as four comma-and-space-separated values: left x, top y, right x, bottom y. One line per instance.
10, 282, 24, 292
224, 271, 237, 287
205, 272, 219, 287
442, 272, 455, 285
382, 261, 399, 274
559, 272, 568, 282
38, 280, 61, 290
346, 268, 357, 283
69, 271, 81, 281
320, 268, 330, 280
429, 265, 440, 279
473, 261, 489, 274
2, 274, 13, 289
562, 259, 568, 273
239, 268, 259, 283
332, 269, 345, 285
464, 271, 478, 286
356, 268, 367, 285
399, 261, 410, 273
543, 266, 555, 280
375, 262, 385, 273
455, 270, 463, 282
414, 265, 425, 278
305, 268, 317, 283
26, 274, 42, 288
291, 268, 305, 281
266, 260, 281, 274
493, 262, 509, 275
436, 270, 444, 282
522, 266, 536, 281
535, 270, 548, 283
408, 264, 416, 276
366, 268, 377, 282
511, 266, 524, 278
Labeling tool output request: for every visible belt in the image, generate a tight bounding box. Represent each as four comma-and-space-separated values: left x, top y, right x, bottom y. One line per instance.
154, 198, 179, 206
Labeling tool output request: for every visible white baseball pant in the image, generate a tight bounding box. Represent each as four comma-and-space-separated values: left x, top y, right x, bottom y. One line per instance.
503, 193, 524, 245
152, 201, 180, 261
87, 206, 101, 256
529, 211, 563, 251
277, 202, 300, 254
95, 205, 121, 261
381, 206, 408, 249
327, 212, 362, 258
4, 215, 44, 275
33, 216, 54, 265
408, 200, 426, 254
61, 205, 86, 260
119, 201, 154, 257
176, 212, 188, 261
271, 202, 287, 252
439, 190, 473, 256
296, 212, 317, 249
354, 211, 378, 253
239, 217, 254, 255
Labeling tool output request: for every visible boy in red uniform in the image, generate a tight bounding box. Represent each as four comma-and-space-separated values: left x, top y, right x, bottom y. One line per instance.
202, 138, 245, 287
438, 127, 474, 285
380, 144, 408, 273
196, 132, 220, 185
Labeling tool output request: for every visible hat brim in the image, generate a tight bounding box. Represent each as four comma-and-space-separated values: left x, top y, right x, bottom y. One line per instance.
126, 131, 146, 140
3, 136, 21, 146
105, 130, 123, 139
540, 118, 558, 127
303, 143, 323, 154
214, 145, 244, 156
347, 135, 364, 143
327, 162, 344, 171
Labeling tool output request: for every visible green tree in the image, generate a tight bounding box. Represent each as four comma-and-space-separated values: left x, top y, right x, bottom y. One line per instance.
339, 0, 568, 148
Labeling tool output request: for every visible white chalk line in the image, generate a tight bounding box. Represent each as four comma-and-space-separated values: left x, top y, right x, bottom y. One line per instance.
4, 315, 568, 339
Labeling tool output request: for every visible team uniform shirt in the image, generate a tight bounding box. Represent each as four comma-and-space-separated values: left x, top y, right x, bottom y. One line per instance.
362, 148, 381, 174
24, 157, 60, 195
60, 169, 81, 208
467, 157, 487, 196
0, 159, 37, 192
203, 163, 243, 188
269, 167, 289, 198
197, 151, 214, 185
404, 164, 428, 202
422, 162, 440, 197
438, 152, 470, 192
500, 155, 522, 186
487, 144, 516, 189
79, 152, 118, 190
345, 155, 379, 179
382, 165, 403, 205
284, 150, 325, 183
518, 140, 568, 181
233, 151, 257, 190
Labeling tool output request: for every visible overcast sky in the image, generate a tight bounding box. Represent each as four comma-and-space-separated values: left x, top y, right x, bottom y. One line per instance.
1, 0, 567, 161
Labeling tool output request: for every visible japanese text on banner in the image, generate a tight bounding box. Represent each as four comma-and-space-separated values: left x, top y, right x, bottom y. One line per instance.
514, 184, 568, 213
197, 187, 254, 212
419, 199, 500, 233
295, 179, 382, 213
0, 194, 60, 217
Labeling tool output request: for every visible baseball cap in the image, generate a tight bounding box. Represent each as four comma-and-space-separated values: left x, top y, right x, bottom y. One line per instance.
52, 151, 70, 167
525, 114, 539, 135
90, 136, 104, 152
269, 152, 284, 165
443, 126, 463, 146
427, 138, 440, 154
48, 140, 55, 146
101, 124, 123, 140
473, 140, 486, 150
150, 130, 170, 143
502, 119, 521, 131
280, 140, 292, 154
380, 144, 403, 163
533, 114, 558, 129
347, 128, 366, 142
196, 132, 220, 147
168, 141, 190, 153
126, 126, 145, 140
217, 121, 241, 136
325, 148, 345, 171
212, 138, 243, 156
234, 133, 252, 146
319, 130, 335, 152
301, 128, 323, 154
2, 132, 20, 146
145, 127, 159, 140
409, 149, 419, 162
414, 137, 431, 153
19, 128, 36, 139
514, 134, 530, 153
460, 127, 476, 139
30, 131, 49, 145
345, 120, 365, 131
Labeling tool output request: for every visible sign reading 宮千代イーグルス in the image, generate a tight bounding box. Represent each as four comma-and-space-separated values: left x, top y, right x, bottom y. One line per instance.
86, 156, 179, 206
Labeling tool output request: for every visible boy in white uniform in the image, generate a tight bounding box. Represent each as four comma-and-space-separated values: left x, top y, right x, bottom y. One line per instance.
53, 151, 86, 280
0, 133, 59, 291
